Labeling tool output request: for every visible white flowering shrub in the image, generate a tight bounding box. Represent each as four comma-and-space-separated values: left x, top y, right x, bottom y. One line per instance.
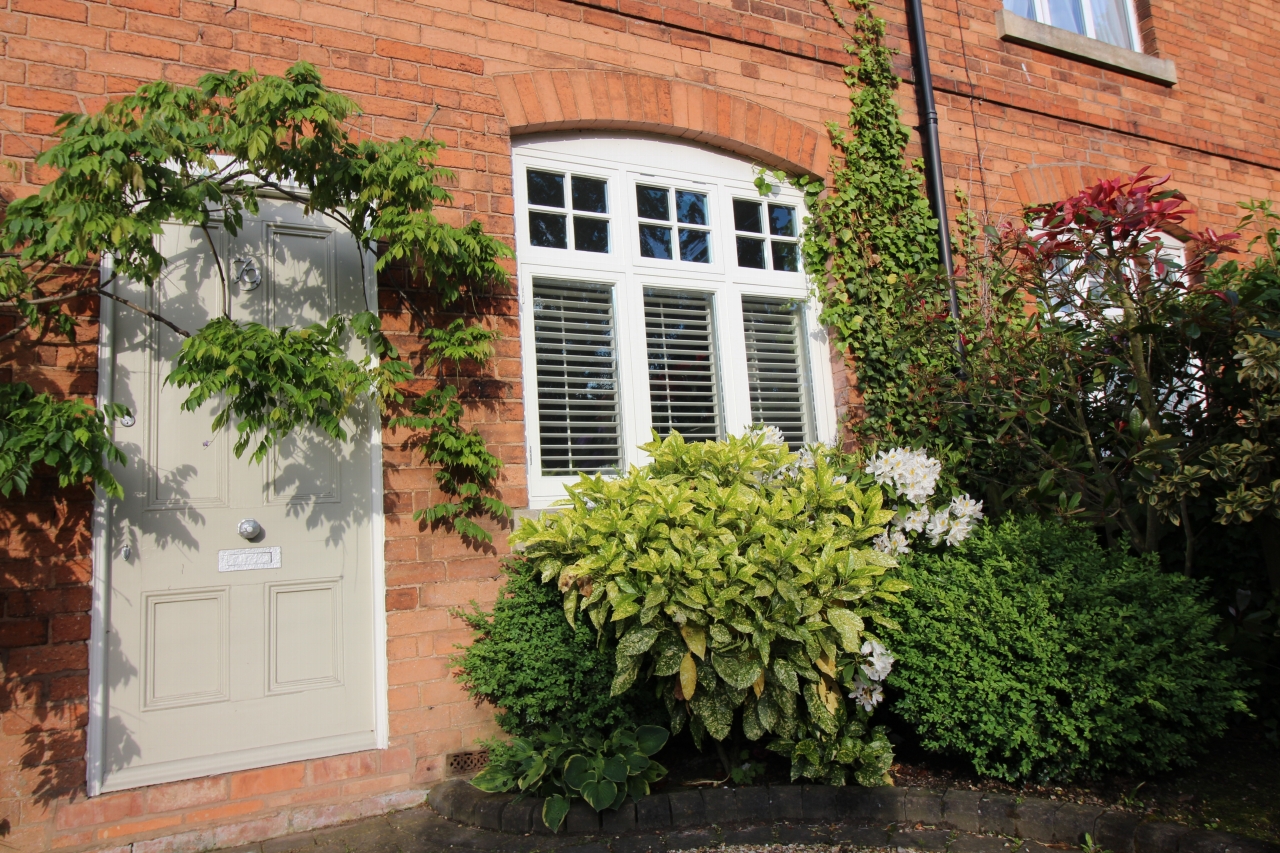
862, 447, 984, 554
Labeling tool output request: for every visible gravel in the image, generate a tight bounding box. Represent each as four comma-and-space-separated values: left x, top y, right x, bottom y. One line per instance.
676, 846, 910, 853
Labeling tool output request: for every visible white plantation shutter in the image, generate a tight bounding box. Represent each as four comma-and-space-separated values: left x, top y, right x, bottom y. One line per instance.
532, 279, 622, 474
742, 296, 812, 448
644, 289, 722, 440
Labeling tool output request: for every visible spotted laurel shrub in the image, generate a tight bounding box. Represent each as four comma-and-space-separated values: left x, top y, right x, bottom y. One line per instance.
511, 430, 919, 786
888, 516, 1252, 782
453, 558, 657, 737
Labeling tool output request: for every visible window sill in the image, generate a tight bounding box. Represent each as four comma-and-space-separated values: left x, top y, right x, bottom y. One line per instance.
995, 10, 1177, 86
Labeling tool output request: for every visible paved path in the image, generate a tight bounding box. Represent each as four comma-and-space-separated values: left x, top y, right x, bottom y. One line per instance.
214, 804, 1023, 853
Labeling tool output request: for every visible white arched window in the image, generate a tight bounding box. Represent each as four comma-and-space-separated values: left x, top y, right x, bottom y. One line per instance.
514, 134, 839, 507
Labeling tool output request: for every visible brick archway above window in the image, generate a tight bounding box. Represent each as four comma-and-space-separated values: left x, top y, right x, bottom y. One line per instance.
493, 70, 832, 178
1012, 163, 1200, 234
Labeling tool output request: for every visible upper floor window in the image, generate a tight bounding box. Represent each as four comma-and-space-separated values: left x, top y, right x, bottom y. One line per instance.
514, 135, 838, 508
1004, 0, 1141, 51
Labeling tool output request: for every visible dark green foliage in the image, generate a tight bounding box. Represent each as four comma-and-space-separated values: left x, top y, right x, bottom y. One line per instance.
888, 515, 1252, 782
453, 558, 654, 736
470, 724, 669, 831
0, 382, 128, 498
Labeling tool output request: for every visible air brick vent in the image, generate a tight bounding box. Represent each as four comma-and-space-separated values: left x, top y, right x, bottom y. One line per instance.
445, 749, 490, 778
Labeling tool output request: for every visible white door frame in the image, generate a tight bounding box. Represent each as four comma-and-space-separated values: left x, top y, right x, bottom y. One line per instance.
85, 232, 390, 797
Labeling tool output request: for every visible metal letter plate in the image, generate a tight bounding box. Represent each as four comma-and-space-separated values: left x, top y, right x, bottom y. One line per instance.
218, 546, 282, 572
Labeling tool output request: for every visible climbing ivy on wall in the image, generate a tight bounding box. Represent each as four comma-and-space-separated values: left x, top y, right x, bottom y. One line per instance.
802, 0, 960, 449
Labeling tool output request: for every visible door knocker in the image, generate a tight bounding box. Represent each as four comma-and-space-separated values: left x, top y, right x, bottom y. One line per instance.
233, 257, 262, 291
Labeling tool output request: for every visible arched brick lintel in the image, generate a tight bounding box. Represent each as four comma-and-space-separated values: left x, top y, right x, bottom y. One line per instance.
493, 70, 833, 178
1012, 163, 1200, 235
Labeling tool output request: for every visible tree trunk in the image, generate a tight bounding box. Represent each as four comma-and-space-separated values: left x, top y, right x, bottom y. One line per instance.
1254, 517, 1280, 596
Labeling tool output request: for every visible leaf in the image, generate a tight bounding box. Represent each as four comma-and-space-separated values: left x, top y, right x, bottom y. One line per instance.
711, 651, 763, 690
681, 624, 707, 659
543, 794, 571, 831
618, 624, 661, 656
611, 654, 642, 697
469, 764, 514, 793
562, 754, 590, 791
602, 754, 630, 783
635, 725, 670, 756
680, 651, 698, 700
827, 607, 864, 651
580, 778, 619, 811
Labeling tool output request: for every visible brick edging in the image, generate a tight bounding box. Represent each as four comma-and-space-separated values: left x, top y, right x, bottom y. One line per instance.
427, 779, 1280, 853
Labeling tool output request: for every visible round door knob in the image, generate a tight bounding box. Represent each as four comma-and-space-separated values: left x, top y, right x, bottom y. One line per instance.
237, 518, 262, 540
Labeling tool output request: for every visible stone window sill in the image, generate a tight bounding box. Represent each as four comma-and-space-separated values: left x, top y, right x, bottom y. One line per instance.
996, 9, 1177, 86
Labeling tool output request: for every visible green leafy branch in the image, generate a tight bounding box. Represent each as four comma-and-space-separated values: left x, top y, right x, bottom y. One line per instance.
0, 62, 510, 501
392, 318, 511, 543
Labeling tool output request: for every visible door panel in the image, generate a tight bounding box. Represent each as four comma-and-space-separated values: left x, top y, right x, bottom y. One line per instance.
101, 200, 378, 792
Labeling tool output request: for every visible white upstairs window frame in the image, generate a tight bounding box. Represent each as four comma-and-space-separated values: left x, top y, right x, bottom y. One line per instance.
1004, 0, 1144, 52
514, 134, 839, 509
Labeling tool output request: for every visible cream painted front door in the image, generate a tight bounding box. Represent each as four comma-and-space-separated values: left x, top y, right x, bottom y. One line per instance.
98, 199, 381, 792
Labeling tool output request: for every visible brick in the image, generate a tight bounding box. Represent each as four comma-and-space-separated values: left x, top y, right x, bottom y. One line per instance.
146, 776, 228, 812
229, 764, 306, 799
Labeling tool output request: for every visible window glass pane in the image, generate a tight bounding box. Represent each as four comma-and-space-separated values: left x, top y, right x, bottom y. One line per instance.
771, 242, 799, 272
679, 228, 711, 263
529, 211, 568, 249
733, 199, 763, 233
639, 224, 673, 259
645, 289, 721, 441
742, 296, 810, 449
574, 217, 609, 253
1090, 0, 1133, 47
768, 204, 796, 237
1047, 0, 1086, 33
1002, 0, 1037, 19
572, 176, 608, 213
533, 279, 621, 474
676, 191, 708, 225
636, 185, 670, 220
527, 170, 565, 208
736, 236, 766, 269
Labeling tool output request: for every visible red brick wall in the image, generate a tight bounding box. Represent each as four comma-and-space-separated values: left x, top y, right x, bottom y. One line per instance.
0, 0, 1277, 850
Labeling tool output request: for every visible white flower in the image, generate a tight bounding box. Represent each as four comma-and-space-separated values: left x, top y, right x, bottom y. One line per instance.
896, 506, 930, 534
749, 423, 788, 448
865, 447, 941, 505
832, 475, 848, 485
848, 677, 884, 713
946, 516, 975, 546
873, 529, 910, 556
949, 493, 984, 522
797, 445, 816, 469
926, 508, 951, 546
860, 639, 895, 681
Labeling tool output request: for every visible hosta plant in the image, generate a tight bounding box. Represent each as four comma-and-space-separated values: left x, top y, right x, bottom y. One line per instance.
511, 428, 929, 785
469, 724, 669, 831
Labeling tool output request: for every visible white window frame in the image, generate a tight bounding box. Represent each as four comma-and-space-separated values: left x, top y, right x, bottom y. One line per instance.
1013, 0, 1144, 51
514, 134, 839, 509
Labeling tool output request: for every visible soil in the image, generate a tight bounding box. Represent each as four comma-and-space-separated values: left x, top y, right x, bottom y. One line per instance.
652, 723, 1280, 845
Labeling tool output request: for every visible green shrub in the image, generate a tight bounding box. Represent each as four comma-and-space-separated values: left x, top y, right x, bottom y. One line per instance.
512, 430, 924, 786
470, 724, 669, 831
453, 558, 654, 736
888, 516, 1252, 782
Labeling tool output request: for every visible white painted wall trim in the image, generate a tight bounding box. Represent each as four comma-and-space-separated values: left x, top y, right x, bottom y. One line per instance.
365, 243, 390, 751
86, 256, 117, 798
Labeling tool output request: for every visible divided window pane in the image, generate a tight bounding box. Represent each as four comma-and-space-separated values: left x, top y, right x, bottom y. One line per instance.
527, 169, 610, 253
734, 199, 799, 272
742, 296, 811, 449
532, 279, 622, 475
645, 289, 721, 441
636, 185, 711, 264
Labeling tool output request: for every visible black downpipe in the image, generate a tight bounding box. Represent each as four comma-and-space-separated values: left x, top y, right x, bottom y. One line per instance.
905, 0, 966, 363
